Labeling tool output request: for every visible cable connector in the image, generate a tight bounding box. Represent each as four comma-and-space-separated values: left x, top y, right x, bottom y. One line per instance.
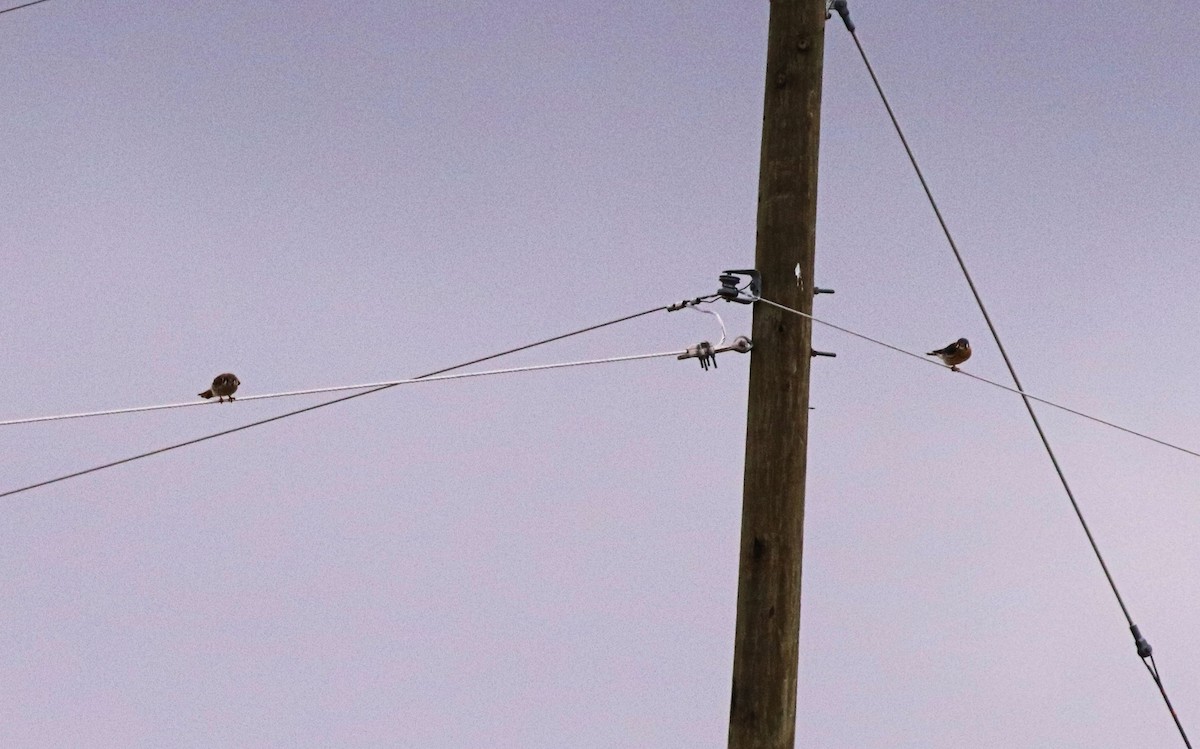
667, 297, 705, 312
830, 0, 855, 32
680, 341, 718, 370
717, 270, 761, 304
1130, 624, 1153, 658
678, 335, 752, 371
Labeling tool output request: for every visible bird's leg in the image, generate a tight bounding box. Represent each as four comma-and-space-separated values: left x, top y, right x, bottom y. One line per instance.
228, 396, 235, 402
951, 366, 960, 372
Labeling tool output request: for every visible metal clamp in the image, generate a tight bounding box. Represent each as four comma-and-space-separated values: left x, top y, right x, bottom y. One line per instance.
667, 297, 705, 312
1131, 624, 1153, 658
680, 341, 718, 370
679, 335, 753, 371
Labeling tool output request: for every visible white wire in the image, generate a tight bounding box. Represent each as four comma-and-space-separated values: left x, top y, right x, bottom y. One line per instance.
689, 305, 727, 348
760, 297, 1200, 461
0, 350, 688, 427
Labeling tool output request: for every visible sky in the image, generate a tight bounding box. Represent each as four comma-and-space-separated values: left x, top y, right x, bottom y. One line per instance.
1, 1, 1198, 747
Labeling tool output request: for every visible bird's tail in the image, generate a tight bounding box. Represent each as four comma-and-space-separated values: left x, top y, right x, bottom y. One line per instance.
199, 390, 214, 399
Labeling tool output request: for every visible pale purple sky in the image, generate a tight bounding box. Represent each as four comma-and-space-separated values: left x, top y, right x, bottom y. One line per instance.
2, 2, 1198, 747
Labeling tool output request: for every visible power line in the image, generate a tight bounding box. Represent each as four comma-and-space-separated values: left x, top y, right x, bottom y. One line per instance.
839, 0, 1120, 615
828, 5, 1191, 745
1, 351, 686, 499
1, 299, 730, 428
1, 351, 689, 427
759, 298, 1200, 461
0, 0, 52, 16
1, 297, 721, 499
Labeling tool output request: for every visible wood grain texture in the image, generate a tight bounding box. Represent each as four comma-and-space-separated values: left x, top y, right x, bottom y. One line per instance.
728, 1, 825, 747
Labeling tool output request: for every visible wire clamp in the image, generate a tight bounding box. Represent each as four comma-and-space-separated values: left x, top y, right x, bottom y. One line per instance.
717, 269, 761, 304
678, 335, 752, 371
667, 297, 706, 312
680, 341, 718, 370
1130, 624, 1153, 658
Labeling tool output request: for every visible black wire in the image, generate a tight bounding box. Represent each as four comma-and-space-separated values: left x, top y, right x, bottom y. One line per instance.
845, 25, 1134, 622
0, 0, 52, 16
1144, 655, 1193, 749
839, 20, 1191, 747
1, 299, 708, 499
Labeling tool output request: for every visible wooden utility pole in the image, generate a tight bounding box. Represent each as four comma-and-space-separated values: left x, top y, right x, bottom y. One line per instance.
728, 1, 826, 747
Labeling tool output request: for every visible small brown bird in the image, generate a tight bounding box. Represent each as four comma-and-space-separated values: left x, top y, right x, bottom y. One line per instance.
199, 373, 241, 403
927, 338, 971, 371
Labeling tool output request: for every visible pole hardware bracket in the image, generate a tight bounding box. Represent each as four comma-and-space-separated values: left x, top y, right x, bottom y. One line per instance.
717, 270, 761, 304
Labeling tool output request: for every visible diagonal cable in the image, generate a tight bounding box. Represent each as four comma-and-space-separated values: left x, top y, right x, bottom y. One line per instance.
0, 0, 51, 16
828, 3, 1191, 744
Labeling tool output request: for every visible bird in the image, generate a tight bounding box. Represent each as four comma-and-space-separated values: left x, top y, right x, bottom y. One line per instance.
926, 338, 971, 371
199, 373, 241, 403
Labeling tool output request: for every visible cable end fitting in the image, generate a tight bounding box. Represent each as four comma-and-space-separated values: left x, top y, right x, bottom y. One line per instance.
1130, 624, 1153, 658
831, 0, 855, 32
726, 336, 752, 354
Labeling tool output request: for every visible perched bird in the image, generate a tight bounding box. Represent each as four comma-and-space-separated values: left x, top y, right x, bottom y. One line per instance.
199, 373, 241, 403
927, 338, 971, 371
